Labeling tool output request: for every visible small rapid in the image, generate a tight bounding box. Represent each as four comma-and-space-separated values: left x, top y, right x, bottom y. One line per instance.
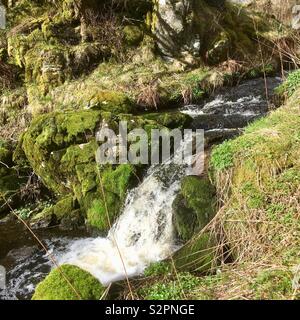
0, 76, 282, 299
56, 77, 282, 285
57, 134, 197, 285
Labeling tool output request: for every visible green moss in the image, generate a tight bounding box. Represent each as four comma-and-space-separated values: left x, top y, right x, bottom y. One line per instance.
32, 264, 105, 300
252, 270, 295, 300
21, 110, 102, 194
20, 110, 171, 230
181, 176, 216, 223
32, 195, 76, 223
123, 25, 144, 46
87, 90, 136, 114
173, 176, 216, 242
86, 192, 118, 230
86, 164, 137, 230
172, 232, 217, 273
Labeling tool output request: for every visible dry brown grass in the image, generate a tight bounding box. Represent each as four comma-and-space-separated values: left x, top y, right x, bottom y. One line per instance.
249, 0, 296, 25
137, 82, 160, 109
85, 8, 125, 61
199, 93, 300, 299
0, 61, 16, 91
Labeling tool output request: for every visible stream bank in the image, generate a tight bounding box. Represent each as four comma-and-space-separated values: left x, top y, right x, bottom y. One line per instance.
0, 76, 282, 300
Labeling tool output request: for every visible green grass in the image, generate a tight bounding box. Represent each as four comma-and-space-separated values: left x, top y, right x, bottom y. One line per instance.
251, 270, 294, 300
144, 262, 172, 277
139, 273, 203, 300
275, 69, 300, 97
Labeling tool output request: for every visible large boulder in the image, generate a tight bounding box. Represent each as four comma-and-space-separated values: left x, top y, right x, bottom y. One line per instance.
151, 0, 198, 61
151, 0, 273, 65
32, 264, 105, 300
18, 109, 191, 230
18, 110, 135, 230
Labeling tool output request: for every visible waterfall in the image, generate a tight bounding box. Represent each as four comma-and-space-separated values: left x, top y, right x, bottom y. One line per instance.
57, 133, 197, 285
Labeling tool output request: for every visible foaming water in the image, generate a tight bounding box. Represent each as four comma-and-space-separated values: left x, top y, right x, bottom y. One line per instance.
0, 76, 282, 298
180, 77, 282, 118
58, 137, 196, 285
0, 237, 77, 300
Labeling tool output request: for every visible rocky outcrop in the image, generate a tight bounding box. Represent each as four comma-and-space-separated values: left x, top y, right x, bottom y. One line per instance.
18, 109, 191, 230
150, 0, 270, 65
151, 0, 197, 61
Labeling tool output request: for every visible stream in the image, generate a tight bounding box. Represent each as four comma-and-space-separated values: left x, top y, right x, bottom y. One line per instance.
0, 76, 282, 300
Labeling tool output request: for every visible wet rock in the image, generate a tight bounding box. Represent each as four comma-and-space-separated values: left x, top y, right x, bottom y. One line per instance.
205, 128, 241, 146
30, 213, 58, 230
60, 209, 85, 231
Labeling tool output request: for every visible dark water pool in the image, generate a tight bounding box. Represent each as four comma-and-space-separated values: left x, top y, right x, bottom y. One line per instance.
0, 216, 90, 300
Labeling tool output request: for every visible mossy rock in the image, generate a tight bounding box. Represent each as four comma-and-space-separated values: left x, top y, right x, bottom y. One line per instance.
84, 164, 138, 230
172, 176, 216, 242
31, 195, 84, 229
172, 232, 217, 273
87, 90, 136, 114
20, 110, 103, 194
19, 109, 172, 230
32, 264, 105, 300
20, 110, 139, 230
141, 111, 192, 129
123, 25, 144, 46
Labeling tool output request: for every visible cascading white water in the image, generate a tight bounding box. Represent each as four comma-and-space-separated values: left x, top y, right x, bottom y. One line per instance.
0, 76, 282, 299
58, 135, 196, 285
